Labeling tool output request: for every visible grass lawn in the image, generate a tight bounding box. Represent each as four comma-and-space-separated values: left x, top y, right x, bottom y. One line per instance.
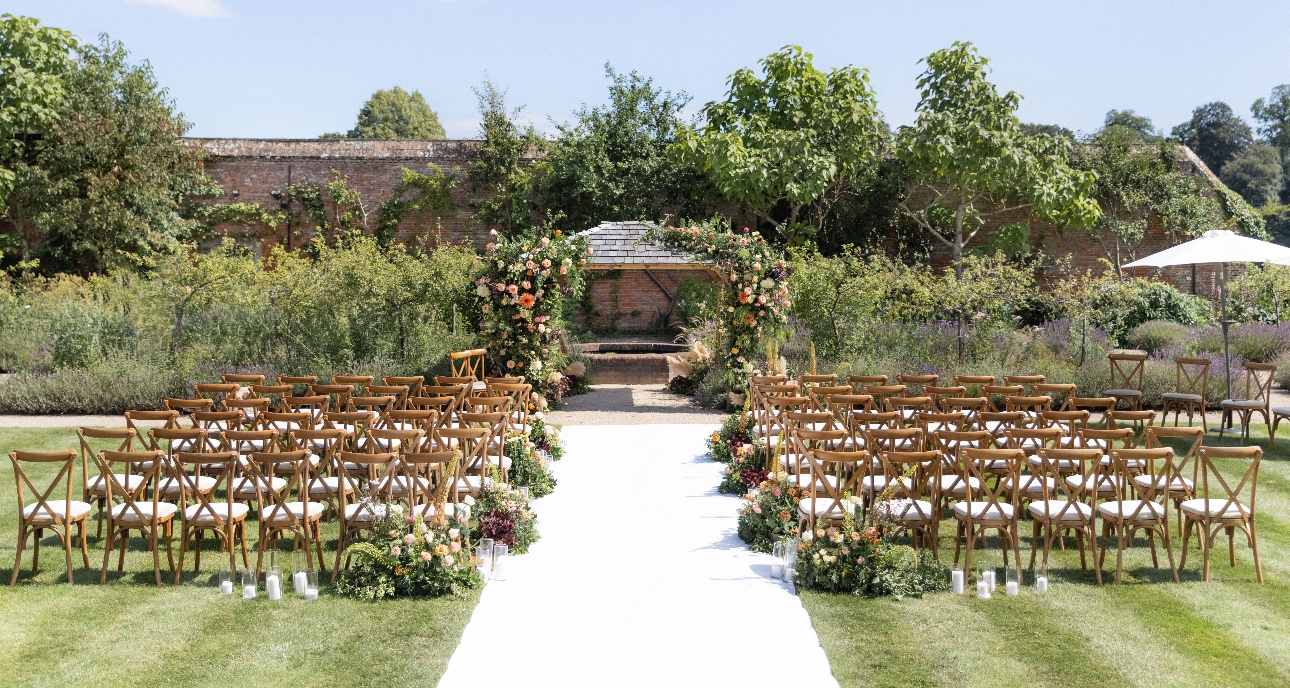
0, 427, 478, 687
802, 423, 1290, 688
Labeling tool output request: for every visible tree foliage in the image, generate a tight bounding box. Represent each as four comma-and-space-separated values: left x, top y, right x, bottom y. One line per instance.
5, 35, 216, 275
326, 86, 446, 140
539, 66, 703, 232
0, 14, 76, 217
1172, 101, 1253, 174
894, 42, 1100, 274
466, 82, 547, 236
1221, 144, 1284, 208
675, 45, 887, 245
1102, 109, 1158, 141
1252, 84, 1290, 203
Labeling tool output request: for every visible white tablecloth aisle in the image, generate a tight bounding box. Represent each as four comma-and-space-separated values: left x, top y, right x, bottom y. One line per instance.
438, 424, 839, 688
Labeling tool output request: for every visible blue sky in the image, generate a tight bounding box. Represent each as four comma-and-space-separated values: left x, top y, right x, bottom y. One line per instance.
11, 0, 1290, 140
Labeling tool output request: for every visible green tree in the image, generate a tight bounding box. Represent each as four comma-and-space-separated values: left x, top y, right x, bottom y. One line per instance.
894, 41, 1100, 275
7, 35, 215, 275
466, 81, 547, 236
326, 87, 446, 140
1221, 143, 1284, 207
675, 45, 887, 245
1252, 85, 1290, 202
1172, 101, 1252, 174
1020, 122, 1073, 139
1102, 109, 1158, 141
0, 15, 75, 232
540, 66, 702, 231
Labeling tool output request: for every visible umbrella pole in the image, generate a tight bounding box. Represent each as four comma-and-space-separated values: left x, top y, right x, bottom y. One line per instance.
1222, 262, 1233, 429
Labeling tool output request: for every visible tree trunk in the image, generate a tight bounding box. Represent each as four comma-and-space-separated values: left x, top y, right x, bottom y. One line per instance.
953, 202, 966, 278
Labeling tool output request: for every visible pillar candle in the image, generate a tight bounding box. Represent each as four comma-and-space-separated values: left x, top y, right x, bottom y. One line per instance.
977, 580, 991, 599
1036, 575, 1049, 593
220, 580, 233, 595
1006, 581, 1019, 597
303, 588, 319, 601
952, 570, 964, 595
266, 574, 282, 600
293, 571, 308, 594
771, 563, 784, 578
243, 584, 256, 599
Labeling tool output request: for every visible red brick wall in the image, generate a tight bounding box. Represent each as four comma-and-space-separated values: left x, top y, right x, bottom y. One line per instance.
574, 268, 716, 331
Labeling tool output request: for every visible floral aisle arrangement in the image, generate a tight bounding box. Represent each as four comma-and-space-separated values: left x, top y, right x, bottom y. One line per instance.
719, 440, 768, 495
506, 431, 557, 499
643, 219, 791, 388
468, 228, 591, 403
529, 412, 564, 461
794, 500, 949, 599
708, 412, 752, 464
335, 503, 482, 601
473, 475, 540, 554
736, 473, 801, 553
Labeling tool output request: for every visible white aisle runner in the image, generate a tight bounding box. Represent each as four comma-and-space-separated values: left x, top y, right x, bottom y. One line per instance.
438, 424, 838, 688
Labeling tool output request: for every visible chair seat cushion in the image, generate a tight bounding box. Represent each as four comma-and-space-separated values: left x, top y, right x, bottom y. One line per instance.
307, 476, 354, 497
1002, 474, 1057, 495
1272, 406, 1290, 416
1103, 389, 1143, 397
796, 500, 849, 520
1221, 399, 1266, 409
183, 502, 249, 524
1133, 474, 1194, 493
379, 475, 432, 496
22, 500, 92, 523
1028, 500, 1093, 521
1180, 498, 1251, 519
158, 475, 218, 496
953, 501, 1016, 522
88, 473, 148, 495
874, 498, 935, 522
109, 501, 178, 523
260, 501, 325, 523
928, 474, 982, 496
1027, 454, 1079, 470
1064, 474, 1120, 492
231, 476, 287, 497
343, 502, 392, 521
1161, 393, 1203, 402
1098, 500, 1165, 521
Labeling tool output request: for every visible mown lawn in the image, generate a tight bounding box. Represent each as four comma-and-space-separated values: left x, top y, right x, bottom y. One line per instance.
0, 428, 478, 687
803, 424, 1290, 688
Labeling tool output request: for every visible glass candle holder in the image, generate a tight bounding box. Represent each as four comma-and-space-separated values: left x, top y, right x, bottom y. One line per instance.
292, 552, 309, 594
1035, 563, 1049, 593
975, 562, 991, 599
1005, 566, 1019, 597
303, 570, 319, 601
265, 548, 279, 573
951, 568, 965, 595
218, 568, 233, 595
265, 566, 283, 601
240, 568, 257, 599
770, 540, 785, 578
492, 544, 509, 581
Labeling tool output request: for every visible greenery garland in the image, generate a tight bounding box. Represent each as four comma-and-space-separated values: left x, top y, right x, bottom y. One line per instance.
643, 219, 791, 387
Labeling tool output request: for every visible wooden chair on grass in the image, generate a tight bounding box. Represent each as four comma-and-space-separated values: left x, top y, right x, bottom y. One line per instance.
924, 385, 966, 413
931, 430, 991, 512
368, 385, 411, 411
1104, 350, 1148, 411
1003, 375, 1046, 396
171, 451, 248, 583
149, 428, 217, 503
789, 427, 849, 497
284, 395, 329, 429
8, 450, 92, 584
250, 449, 326, 578
278, 375, 318, 397
796, 442, 866, 532
250, 384, 293, 412
333, 450, 398, 581
1029, 448, 1103, 582
438, 426, 491, 499
952, 375, 996, 397
1219, 362, 1276, 444
94, 449, 174, 585
1162, 357, 1210, 430
311, 384, 355, 414
333, 375, 374, 397
77, 427, 137, 537
124, 410, 180, 450
982, 385, 1024, 412
1071, 397, 1116, 429
1180, 445, 1264, 583
895, 374, 939, 397
384, 375, 425, 399
224, 430, 286, 504
1098, 448, 1179, 584
1034, 383, 1078, 411
846, 374, 888, 393
1140, 426, 1204, 537
398, 449, 458, 523
954, 448, 1025, 579
871, 450, 942, 558
193, 383, 241, 411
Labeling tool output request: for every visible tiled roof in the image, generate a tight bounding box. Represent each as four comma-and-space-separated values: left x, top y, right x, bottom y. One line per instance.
580, 221, 702, 266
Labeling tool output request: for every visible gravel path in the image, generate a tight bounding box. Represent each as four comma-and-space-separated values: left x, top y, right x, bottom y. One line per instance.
546, 384, 726, 425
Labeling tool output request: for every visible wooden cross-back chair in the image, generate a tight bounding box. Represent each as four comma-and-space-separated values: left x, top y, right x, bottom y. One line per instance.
165, 397, 213, 428
1099, 448, 1179, 584
918, 412, 966, 451
284, 395, 329, 428
980, 411, 1025, 446
1141, 426, 1204, 536
222, 373, 265, 387
895, 374, 939, 397
349, 396, 396, 434
1039, 410, 1091, 448
410, 394, 459, 434
822, 394, 872, 428
191, 410, 245, 452
981, 385, 1024, 413
1034, 383, 1077, 411
1180, 445, 1263, 583
437, 426, 491, 499
77, 427, 136, 538
942, 397, 988, 429
846, 375, 888, 393
450, 349, 488, 381
1003, 375, 1045, 396
171, 450, 247, 583
954, 448, 1025, 578
924, 385, 966, 413
1061, 428, 1133, 503
250, 384, 293, 412
1220, 362, 1276, 443
847, 411, 899, 453
333, 375, 373, 397
863, 385, 907, 415
759, 387, 809, 442
1071, 397, 1116, 429
193, 383, 240, 411
311, 384, 354, 414
1104, 350, 1148, 411
885, 395, 931, 427
1005, 427, 1064, 480
293, 428, 348, 514
872, 449, 942, 557
367, 385, 410, 411
399, 449, 457, 523
931, 430, 992, 510
856, 427, 922, 506
8, 450, 91, 584
803, 385, 850, 414
125, 410, 180, 450
278, 375, 317, 397
94, 449, 174, 585
262, 412, 314, 453
249, 449, 326, 579
223, 429, 286, 504
751, 383, 798, 433
149, 428, 218, 503
225, 398, 270, 431
1162, 357, 1210, 430
488, 382, 532, 435
459, 411, 510, 479
786, 426, 846, 486
795, 434, 865, 532
1029, 448, 1103, 581
952, 375, 996, 397
1109, 409, 1156, 445
384, 375, 425, 399
749, 375, 789, 420
1005, 395, 1052, 428
332, 450, 397, 581
388, 408, 439, 441
798, 373, 839, 397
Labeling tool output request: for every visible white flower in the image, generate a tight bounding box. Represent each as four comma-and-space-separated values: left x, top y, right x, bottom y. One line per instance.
390, 504, 404, 514
801, 531, 814, 543
464, 495, 476, 507
476, 284, 490, 298
442, 555, 455, 566
533, 412, 545, 421
533, 359, 543, 371
448, 528, 460, 539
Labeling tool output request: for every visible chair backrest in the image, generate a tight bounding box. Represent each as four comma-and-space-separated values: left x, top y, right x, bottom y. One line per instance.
263, 412, 314, 447
368, 385, 410, 410
291, 429, 344, 482
1143, 426, 1204, 494
1033, 383, 1077, 411
1079, 427, 1134, 453
802, 385, 851, 412
284, 395, 329, 426
924, 385, 966, 412
193, 383, 240, 410
863, 385, 907, 409
942, 397, 988, 427
1108, 410, 1155, 442
784, 410, 836, 432
192, 411, 245, 448
310, 384, 353, 412
149, 427, 208, 459
895, 374, 939, 396
171, 451, 238, 523
77, 427, 133, 493
1107, 449, 1175, 521
388, 409, 439, 444
223, 429, 279, 457
981, 385, 1024, 412
875, 450, 940, 518
245, 450, 312, 526
125, 410, 180, 449
224, 399, 269, 429
349, 396, 396, 428
1004, 427, 1064, 452
961, 448, 1023, 517
1108, 350, 1148, 391
165, 397, 213, 427
849, 410, 899, 434
798, 373, 839, 388
488, 382, 532, 431
1195, 446, 1262, 524
1003, 375, 1045, 395
9, 450, 78, 528
1241, 362, 1277, 406
1032, 448, 1102, 509
1174, 357, 1210, 397
336, 450, 397, 520
96, 450, 165, 522
450, 349, 488, 380
277, 375, 317, 396
846, 375, 888, 392
250, 384, 293, 411
384, 376, 425, 398
979, 411, 1025, 434
884, 396, 931, 415
864, 427, 925, 453
801, 447, 867, 520
333, 375, 374, 396
1071, 397, 1116, 428
918, 413, 966, 446
401, 449, 457, 517
1038, 409, 1089, 435
408, 395, 458, 431
823, 394, 873, 420
1005, 395, 1052, 414
222, 373, 265, 385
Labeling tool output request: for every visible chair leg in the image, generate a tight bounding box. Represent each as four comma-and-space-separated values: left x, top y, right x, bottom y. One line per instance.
1088, 525, 1103, 585
1115, 524, 1127, 584
117, 528, 129, 571
1250, 522, 1264, 584
78, 520, 90, 569
1180, 518, 1192, 569
32, 528, 41, 572
1201, 523, 1213, 582
101, 525, 114, 584
151, 527, 163, 586
239, 522, 251, 569
165, 521, 175, 573
1029, 520, 1040, 569
314, 522, 326, 574
1228, 526, 1237, 568
63, 526, 75, 584
174, 525, 190, 585
1147, 530, 1159, 569
1162, 525, 1179, 583
1076, 525, 1087, 569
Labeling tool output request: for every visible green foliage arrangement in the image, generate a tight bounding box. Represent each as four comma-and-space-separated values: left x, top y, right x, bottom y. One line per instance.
467, 227, 590, 384
505, 430, 557, 499
325, 86, 446, 140
472, 476, 540, 554
707, 412, 750, 465
794, 508, 949, 599
736, 473, 801, 553
335, 505, 481, 601
644, 220, 791, 387
528, 412, 564, 461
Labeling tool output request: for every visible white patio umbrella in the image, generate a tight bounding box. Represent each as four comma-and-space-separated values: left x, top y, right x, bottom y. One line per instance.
1122, 229, 1290, 409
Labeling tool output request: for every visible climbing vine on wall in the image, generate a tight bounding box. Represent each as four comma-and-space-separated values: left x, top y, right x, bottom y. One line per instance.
643, 219, 791, 386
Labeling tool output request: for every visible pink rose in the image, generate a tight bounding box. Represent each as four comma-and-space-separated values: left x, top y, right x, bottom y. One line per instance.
404, 515, 415, 524
449, 541, 461, 553
390, 546, 401, 556
420, 551, 432, 561
559, 266, 567, 274
542, 259, 551, 268
403, 534, 416, 545
772, 487, 781, 497
752, 504, 762, 514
